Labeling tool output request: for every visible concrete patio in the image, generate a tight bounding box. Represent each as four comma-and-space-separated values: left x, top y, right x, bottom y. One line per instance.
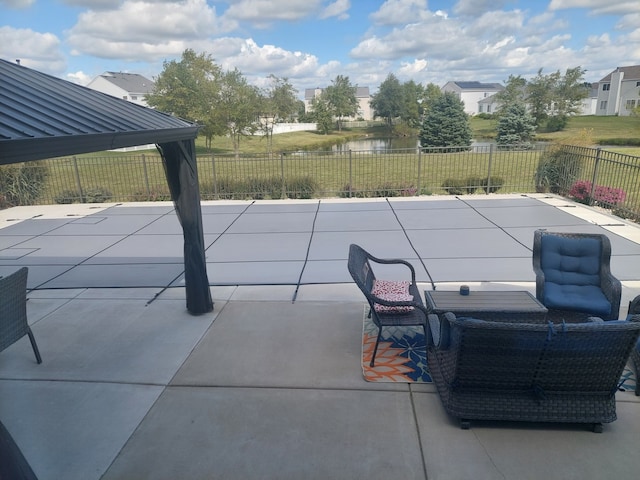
1, 193, 640, 479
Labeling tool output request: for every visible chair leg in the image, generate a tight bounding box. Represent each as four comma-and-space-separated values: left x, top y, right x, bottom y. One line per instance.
27, 329, 42, 364
370, 327, 383, 367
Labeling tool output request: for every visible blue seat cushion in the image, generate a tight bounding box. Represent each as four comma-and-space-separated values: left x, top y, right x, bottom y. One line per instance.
540, 235, 602, 287
544, 282, 611, 316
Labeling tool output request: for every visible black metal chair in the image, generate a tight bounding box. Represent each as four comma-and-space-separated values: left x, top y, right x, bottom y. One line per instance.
347, 244, 428, 367
0, 267, 42, 364
532, 230, 621, 321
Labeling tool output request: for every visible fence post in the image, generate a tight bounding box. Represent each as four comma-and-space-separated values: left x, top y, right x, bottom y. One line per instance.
588, 148, 601, 206
349, 150, 353, 198
211, 153, 218, 200
416, 148, 422, 196
72, 156, 84, 203
141, 154, 150, 198
280, 153, 286, 199
486, 144, 494, 195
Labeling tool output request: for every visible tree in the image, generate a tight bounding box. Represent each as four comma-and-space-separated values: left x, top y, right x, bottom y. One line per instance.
494, 75, 527, 115
419, 92, 472, 149
526, 67, 588, 131
310, 95, 334, 134
146, 49, 224, 149
495, 103, 536, 148
324, 75, 358, 131
215, 68, 262, 157
370, 73, 403, 130
399, 80, 426, 128
260, 75, 298, 152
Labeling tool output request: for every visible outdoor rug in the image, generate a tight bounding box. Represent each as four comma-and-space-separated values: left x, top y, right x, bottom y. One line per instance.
361, 306, 431, 383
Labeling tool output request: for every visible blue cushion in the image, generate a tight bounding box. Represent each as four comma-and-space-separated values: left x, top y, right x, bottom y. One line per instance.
540, 236, 601, 287
543, 282, 611, 316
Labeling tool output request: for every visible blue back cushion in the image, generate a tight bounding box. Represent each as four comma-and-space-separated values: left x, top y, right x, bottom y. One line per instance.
541, 235, 601, 286
541, 235, 610, 315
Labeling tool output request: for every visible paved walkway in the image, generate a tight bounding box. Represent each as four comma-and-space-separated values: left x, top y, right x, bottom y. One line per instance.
1, 194, 640, 479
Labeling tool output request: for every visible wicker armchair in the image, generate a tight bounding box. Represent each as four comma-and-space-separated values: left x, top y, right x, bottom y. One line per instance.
0, 267, 42, 364
347, 244, 428, 367
532, 230, 621, 321
628, 295, 640, 395
427, 312, 640, 432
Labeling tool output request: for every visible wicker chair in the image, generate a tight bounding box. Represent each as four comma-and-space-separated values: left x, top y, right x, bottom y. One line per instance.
347, 244, 428, 367
628, 295, 640, 396
532, 230, 621, 321
0, 267, 42, 364
427, 312, 640, 432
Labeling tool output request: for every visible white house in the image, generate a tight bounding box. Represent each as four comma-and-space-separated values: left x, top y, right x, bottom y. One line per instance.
595, 65, 640, 116
304, 86, 373, 120
86, 72, 155, 107
441, 81, 504, 115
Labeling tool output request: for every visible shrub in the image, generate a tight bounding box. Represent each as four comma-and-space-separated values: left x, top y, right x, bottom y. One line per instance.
0, 162, 48, 207
464, 176, 483, 194
54, 189, 80, 204
568, 181, 626, 208
441, 178, 465, 195
373, 183, 399, 197
534, 144, 583, 194
481, 176, 504, 194
85, 187, 112, 203
286, 176, 318, 199
133, 186, 172, 202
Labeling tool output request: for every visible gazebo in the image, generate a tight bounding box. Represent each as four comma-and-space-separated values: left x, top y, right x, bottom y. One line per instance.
0, 58, 213, 314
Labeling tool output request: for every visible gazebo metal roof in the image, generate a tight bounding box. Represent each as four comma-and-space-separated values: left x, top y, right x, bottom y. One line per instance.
0, 58, 198, 165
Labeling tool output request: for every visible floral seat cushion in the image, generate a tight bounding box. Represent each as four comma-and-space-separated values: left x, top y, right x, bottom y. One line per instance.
371, 279, 414, 313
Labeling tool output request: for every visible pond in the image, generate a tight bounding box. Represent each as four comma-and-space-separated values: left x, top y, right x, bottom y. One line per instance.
330, 137, 494, 153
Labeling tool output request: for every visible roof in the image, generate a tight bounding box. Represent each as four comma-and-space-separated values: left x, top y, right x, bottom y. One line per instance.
0, 58, 199, 165
453, 81, 504, 90
598, 65, 640, 83
93, 71, 155, 94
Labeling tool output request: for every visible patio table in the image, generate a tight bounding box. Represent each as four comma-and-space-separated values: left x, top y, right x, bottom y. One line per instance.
424, 290, 548, 322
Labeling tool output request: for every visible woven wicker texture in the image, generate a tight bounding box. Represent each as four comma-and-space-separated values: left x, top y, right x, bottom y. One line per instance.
533, 230, 622, 321
0, 267, 42, 363
427, 312, 640, 428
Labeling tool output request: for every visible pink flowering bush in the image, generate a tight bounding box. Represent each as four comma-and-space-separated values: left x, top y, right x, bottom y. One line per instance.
568, 181, 626, 208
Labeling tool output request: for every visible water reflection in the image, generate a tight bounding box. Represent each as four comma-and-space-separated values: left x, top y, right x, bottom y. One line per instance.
331, 137, 492, 153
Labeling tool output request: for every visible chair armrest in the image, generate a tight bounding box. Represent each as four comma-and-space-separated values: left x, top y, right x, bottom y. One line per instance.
587, 317, 604, 323
368, 256, 417, 284
428, 312, 452, 350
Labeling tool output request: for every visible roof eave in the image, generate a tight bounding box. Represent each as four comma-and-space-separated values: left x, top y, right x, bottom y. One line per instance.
0, 126, 200, 165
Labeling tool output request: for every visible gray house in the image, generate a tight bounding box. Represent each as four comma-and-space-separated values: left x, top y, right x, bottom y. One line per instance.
87, 72, 155, 107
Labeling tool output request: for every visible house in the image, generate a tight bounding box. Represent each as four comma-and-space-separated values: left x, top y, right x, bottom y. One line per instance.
441, 81, 504, 115
304, 86, 373, 120
595, 65, 640, 116
478, 93, 500, 115
86, 72, 155, 107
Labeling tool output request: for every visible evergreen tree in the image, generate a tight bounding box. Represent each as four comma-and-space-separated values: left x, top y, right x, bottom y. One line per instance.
370, 73, 403, 129
419, 92, 472, 149
495, 103, 537, 149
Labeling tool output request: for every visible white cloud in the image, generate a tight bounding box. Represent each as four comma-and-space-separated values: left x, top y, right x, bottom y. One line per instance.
223, 0, 322, 23
0, 0, 35, 8
320, 0, 350, 20
549, 0, 640, 15
453, 0, 509, 16
65, 70, 92, 85
66, 0, 231, 61
397, 58, 428, 76
0, 26, 66, 74
369, 0, 430, 25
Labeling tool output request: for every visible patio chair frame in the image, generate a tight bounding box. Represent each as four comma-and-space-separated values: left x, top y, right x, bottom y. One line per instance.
0, 267, 42, 364
347, 244, 428, 367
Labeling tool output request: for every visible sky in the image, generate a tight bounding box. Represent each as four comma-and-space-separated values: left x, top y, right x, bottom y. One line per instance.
1, 0, 639, 98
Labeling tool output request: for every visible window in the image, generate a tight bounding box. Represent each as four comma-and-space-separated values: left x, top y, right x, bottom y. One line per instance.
130, 95, 138, 100
600, 100, 608, 110
636, 81, 640, 87
479, 105, 484, 113
487, 105, 491, 113
602, 84, 610, 91
122, 95, 128, 100
626, 99, 636, 110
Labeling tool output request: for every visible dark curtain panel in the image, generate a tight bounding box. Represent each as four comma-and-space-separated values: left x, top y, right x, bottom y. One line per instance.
157, 139, 214, 315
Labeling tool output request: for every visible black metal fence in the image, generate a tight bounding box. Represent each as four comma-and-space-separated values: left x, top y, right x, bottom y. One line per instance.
1, 144, 639, 222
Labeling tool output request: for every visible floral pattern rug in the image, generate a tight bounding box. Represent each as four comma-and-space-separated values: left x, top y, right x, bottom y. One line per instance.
361, 306, 431, 383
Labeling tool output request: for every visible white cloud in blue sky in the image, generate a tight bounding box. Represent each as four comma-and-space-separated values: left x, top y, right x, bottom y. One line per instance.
1, 0, 639, 96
